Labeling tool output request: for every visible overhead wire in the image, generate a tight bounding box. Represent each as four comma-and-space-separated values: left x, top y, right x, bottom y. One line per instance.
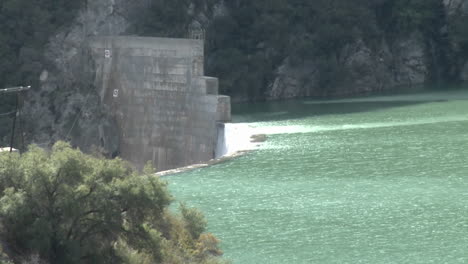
65, 91, 93, 140
0, 110, 16, 117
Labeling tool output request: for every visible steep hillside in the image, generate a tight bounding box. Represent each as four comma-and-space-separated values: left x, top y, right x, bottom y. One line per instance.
204, 0, 468, 101
0, 0, 83, 144
0, 0, 217, 149
0, 0, 467, 149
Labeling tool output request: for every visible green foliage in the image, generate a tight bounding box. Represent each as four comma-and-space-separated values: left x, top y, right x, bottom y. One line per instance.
0, 142, 225, 264
450, 13, 468, 56
204, 0, 378, 99
0, 0, 83, 145
135, 0, 220, 38
136, 0, 193, 38
180, 203, 207, 240
0, 0, 82, 88
203, 0, 466, 99
376, 0, 444, 38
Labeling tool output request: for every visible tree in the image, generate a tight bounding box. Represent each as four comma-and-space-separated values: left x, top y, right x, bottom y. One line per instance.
0, 0, 83, 146
0, 142, 225, 264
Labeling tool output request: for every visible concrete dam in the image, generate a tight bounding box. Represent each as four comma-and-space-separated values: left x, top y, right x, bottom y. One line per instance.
88, 36, 231, 171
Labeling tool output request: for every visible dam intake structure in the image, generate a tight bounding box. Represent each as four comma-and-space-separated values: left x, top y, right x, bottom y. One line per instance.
88, 36, 230, 171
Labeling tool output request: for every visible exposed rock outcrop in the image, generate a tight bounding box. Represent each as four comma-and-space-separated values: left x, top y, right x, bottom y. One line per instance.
267, 33, 429, 100
461, 62, 468, 81
25, 0, 157, 154
443, 0, 468, 15
444, 0, 468, 82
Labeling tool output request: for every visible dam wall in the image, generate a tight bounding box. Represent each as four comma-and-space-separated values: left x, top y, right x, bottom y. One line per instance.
88, 36, 230, 171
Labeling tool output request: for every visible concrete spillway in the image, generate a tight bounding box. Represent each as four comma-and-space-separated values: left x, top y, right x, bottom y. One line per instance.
88, 36, 230, 171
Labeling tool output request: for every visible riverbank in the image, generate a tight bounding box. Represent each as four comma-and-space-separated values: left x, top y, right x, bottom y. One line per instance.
157, 150, 249, 177
157, 132, 267, 177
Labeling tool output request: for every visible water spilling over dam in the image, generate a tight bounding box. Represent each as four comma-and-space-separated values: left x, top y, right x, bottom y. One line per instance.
215, 123, 257, 158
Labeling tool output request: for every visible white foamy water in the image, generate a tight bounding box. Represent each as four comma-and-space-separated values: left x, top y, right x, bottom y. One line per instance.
252, 115, 468, 135
215, 123, 258, 158
216, 114, 468, 157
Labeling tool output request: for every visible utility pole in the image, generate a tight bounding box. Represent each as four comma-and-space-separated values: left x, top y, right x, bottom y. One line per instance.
0, 86, 31, 153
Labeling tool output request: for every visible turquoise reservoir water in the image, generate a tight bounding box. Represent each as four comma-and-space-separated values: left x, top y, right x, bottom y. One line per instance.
168, 89, 468, 263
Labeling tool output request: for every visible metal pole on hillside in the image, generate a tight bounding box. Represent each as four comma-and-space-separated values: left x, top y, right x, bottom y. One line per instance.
0, 86, 31, 152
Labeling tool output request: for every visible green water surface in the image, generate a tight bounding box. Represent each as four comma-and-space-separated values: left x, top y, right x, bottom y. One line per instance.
168, 88, 468, 263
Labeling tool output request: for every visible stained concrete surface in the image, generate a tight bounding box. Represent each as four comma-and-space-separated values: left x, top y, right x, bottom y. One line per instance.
88, 36, 230, 171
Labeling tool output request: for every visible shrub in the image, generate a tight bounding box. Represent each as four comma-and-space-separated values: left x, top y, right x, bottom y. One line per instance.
0, 142, 225, 264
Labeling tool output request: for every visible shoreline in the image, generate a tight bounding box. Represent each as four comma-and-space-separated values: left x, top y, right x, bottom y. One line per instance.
157, 133, 267, 177
156, 150, 251, 177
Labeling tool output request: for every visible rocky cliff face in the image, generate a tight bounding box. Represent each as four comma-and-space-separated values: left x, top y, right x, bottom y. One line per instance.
444, 0, 468, 15
268, 34, 429, 99
25, 0, 160, 153
266, 2, 468, 100
444, 0, 468, 81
